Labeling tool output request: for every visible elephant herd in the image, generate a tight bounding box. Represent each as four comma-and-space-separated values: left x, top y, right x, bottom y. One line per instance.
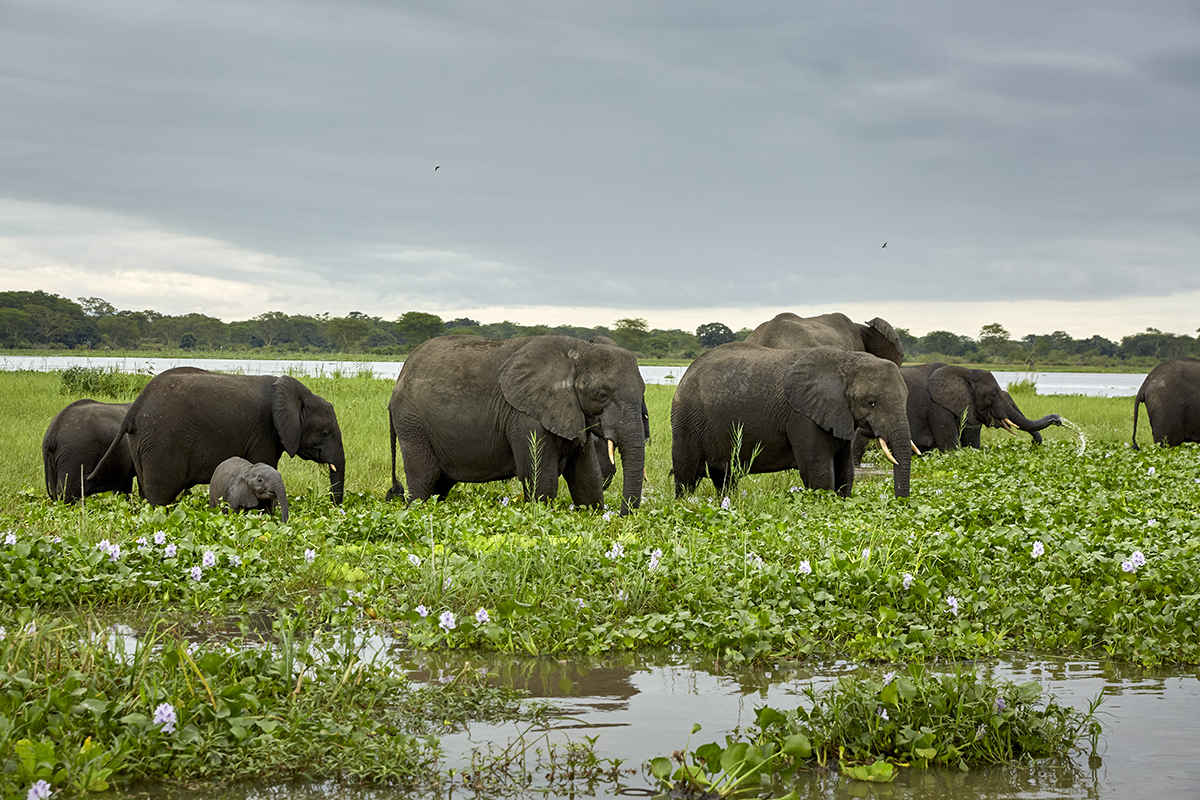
39, 314, 1200, 519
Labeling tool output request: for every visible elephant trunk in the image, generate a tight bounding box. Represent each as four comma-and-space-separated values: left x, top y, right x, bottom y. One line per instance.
886, 428, 912, 498
271, 473, 290, 523
996, 395, 1062, 438
327, 448, 345, 504
613, 404, 645, 516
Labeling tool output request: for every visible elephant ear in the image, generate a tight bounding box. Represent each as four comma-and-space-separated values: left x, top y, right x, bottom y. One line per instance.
928, 367, 972, 416
782, 349, 857, 440
227, 473, 259, 510
499, 338, 587, 443
859, 317, 904, 365
272, 376, 308, 456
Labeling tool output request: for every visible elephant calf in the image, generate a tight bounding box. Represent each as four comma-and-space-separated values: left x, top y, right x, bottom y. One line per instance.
209, 457, 289, 522
43, 399, 135, 502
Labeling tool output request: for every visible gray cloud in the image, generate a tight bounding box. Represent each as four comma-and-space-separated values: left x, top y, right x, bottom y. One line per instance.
1, 0, 1198, 324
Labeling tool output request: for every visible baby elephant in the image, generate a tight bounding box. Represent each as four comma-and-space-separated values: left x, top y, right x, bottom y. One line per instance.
208, 457, 290, 522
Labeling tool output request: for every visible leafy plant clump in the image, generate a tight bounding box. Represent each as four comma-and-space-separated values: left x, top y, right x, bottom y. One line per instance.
57, 365, 154, 401
650, 665, 1102, 798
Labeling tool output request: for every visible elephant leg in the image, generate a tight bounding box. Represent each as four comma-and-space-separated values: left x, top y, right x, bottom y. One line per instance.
671, 431, 705, 497
512, 429, 561, 503
562, 448, 604, 509
432, 474, 457, 501
960, 424, 983, 449
789, 423, 837, 493
929, 409, 963, 451
399, 437, 442, 502
708, 461, 735, 495
833, 442, 855, 497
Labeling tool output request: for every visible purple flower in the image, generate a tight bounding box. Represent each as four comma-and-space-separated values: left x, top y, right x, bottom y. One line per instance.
408, 554, 421, 567
995, 697, 1006, 712
304, 548, 316, 563
475, 607, 489, 624
606, 542, 624, 560
500, 496, 509, 507
1032, 541, 1045, 558
882, 671, 896, 685
4, 531, 15, 546
878, 708, 889, 721
1147, 466, 1155, 476
439, 611, 457, 631
189, 565, 202, 581
617, 589, 628, 601
97, 539, 111, 552
153, 530, 167, 545
902, 572, 914, 589
27, 779, 52, 800
799, 560, 812, 575
163, 544, 177, 559
947, 595, 959, 616
136, 537, 148, 550
1121, 560, 1135, 573
229, 554, 242, 567
416, 604, 429, 618
862, 547, 870, 560
202, 551, 216, 568
648, 547, 663, 571
1131, 550, 1146, 568
720, 496, 731, 510
603, 511, 613, 521
153, 702, 177, 733
107, 544, 121, 562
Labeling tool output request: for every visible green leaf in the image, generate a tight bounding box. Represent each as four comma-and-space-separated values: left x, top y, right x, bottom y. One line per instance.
781, 733, 812, 760
649, 756, 673, 780
845, 760, 896, 782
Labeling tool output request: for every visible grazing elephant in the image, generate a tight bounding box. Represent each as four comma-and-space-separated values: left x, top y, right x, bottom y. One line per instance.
209, 457, 289, 522
671, 344, 912, 498
589, 335, 650, 489
900, 363, 1062, 453
387, 335, 646, 514
1132, 357, 1200, 448
744, 312, 904, 365
43, 399, 134, 501
90, 367, 344, 506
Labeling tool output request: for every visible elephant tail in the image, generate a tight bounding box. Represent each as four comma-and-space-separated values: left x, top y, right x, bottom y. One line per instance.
1131, 388, 1145, 451
87, 407, 135, 491
385, 404, 405, 501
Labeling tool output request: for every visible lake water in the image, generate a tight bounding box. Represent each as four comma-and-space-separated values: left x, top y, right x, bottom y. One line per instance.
189, 649, 1199, 800
0, 355, 1147, 396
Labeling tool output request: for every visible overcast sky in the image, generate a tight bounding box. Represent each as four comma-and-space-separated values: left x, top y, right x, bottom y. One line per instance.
2, 1, 1198, 339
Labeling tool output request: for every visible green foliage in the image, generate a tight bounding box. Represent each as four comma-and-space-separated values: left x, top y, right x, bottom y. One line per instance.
653, 667, 1101, 795
58, 366, 154, 401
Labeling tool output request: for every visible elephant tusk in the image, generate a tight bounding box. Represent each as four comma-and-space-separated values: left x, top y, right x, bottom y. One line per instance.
1000, 418, 1019, 435
607, 439, 616, 465
911, 441, 922, 456
329, 463, 338, 471
878, 438, 899, 466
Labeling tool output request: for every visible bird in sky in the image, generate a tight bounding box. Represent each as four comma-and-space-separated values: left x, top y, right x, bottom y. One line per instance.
882, 242, 887, 248
434, 165, 440, 171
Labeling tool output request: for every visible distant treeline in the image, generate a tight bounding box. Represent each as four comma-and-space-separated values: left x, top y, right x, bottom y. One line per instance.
1, 290, 1197, 367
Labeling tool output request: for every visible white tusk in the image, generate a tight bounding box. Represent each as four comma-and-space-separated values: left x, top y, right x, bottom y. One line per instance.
878, 438, 899, 466
607, 439, 616, 465
911, 441, 922, 456
1001, 418, 1018, 435
329, 463, 337, 471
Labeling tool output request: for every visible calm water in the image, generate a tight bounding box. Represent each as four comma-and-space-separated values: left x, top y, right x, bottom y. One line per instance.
0, 355, 1146, 396
194, 650, 1199, 799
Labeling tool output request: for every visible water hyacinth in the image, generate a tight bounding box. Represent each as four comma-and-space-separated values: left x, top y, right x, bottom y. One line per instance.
153, 702, 177, 734
202, 550, 216, 568
304, 548, 316, 563
27, 779, 51, 800
798, 560, 812, 575
153, 530, 167, 545
648, 547, 663, 571
947, 595, 960, 616
408, 553, 421, 567
882, 671, 896, 685
4, 531, 15, 546
1131, 550, 1147, 568
229, 553, 242, 567
606, 542, 624, 560
416, 604, 429, 618
903, 572, 914, 589
439, 611, 456, 631
475, 607, 489, 624
189, 566, 202, 581
1032, 541, 1045, 558
163, 543, 177, 559
720, 496, 731, 510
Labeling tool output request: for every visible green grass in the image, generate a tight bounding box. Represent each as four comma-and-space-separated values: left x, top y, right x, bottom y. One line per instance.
1, 370, 1192, 794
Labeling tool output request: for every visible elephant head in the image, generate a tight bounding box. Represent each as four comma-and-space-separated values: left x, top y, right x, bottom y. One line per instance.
928, 366, 1062, 442
210, 457, 289, 522
783, 348, 912, 497
499, 336, 646, 514
272, 376, 345, 504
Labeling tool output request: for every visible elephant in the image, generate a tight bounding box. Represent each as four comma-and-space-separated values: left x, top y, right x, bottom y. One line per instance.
744, 312, 904, 366
897, 363, 1062, 454
89, 367, 344, 506
387, 334, 646, 514
209, 456, 289, 522
1132, 357, 1200, 448
671, 343, 912, 498
43, 399, 134, 501
589, 336, 650, 489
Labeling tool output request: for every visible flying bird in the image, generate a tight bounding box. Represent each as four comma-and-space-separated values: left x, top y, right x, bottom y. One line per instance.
434, 165, 440, 171
882, 242, 887, 248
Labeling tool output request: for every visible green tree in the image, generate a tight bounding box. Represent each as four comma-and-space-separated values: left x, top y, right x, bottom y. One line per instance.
979, 323, 1010, 358
695, 322, 735, 349
252, 311, 291, 347
612, 317, 650, 352
395, 312, 445, 347
326, 315, 374, 352
78, 296, 116, 317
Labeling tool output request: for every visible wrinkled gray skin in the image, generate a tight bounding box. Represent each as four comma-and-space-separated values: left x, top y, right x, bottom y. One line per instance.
589, 335, 650, 489
1132, 357, 1200, 449
744, 312, 905, 366
672, 344, 912, 498
43, 399, 134, 502
209, 456, 289, 522
90, 367, 344, 506
387, 335, 646, 515
899, 363, 1062, 453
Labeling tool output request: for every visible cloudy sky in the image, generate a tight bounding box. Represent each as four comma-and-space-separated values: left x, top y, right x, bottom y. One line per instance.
2, 0, 1198, 339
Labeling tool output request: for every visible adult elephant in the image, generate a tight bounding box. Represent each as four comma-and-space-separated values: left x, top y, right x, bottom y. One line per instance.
671, 344, 912, 498
89, 368, 344, 506
589, 335, 650, 489
387, 335, 646, 514
43, 399, 134, 502
744, 312, 904, 365
902, 363, 1062, 452
1132, 357, 1200, 448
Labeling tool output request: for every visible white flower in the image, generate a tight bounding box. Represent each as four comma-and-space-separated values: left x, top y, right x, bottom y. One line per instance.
1032, 541, 1045, 558
882, 671, 896, 685
304, 548, 316, 563
1147, 466, 1155, 476
902, 572, 914, 589
153, 702, 177, 734
4, 531, 15, 546
798, 560, 812, 575
202, 551, 216, 568
475, 607, 489, 624
439, 611, 457, 631
617, 589, 628, 601
153, 530, 167, 545
408, 553, 421, 567
648, 547, 663, 571
947, 595, 959, 616
605, 542, 624, 560
862, 547, 870, 560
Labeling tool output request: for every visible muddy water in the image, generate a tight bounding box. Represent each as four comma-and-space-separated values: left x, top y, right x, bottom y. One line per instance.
215, 650, 1199, 800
